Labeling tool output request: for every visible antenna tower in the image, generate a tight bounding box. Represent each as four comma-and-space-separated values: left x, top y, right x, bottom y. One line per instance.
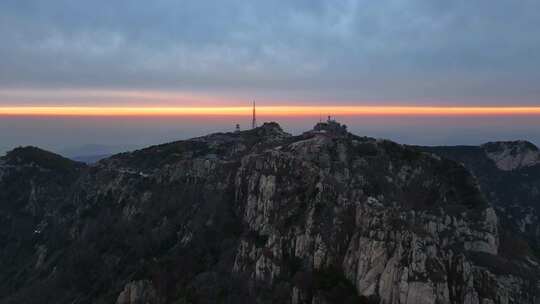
251, 101, 257, 129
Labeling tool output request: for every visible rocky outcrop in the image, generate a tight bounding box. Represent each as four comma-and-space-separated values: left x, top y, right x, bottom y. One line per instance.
482, 141, 540, 171
0, 123, 539, 304
231, 129, 537, 303
421, 141, 540, 298
421, 141, 540, 238
116, 280, 158, 304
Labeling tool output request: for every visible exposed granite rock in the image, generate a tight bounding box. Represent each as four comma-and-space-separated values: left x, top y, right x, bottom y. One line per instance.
420, 141, 540, 253
482, 141, 540, 171
116, 280, 158, 304
0, 123, 539, 304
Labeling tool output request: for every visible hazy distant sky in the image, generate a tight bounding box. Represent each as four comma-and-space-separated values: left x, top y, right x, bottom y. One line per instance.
0, 1, 539, 154
1, 0, 540, 105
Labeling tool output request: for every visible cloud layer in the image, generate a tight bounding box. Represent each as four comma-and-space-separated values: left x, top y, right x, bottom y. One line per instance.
1, 0, 539, 105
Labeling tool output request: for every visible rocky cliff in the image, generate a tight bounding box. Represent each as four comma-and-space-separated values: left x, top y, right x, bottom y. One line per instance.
0, 122, 538, 304
421, 141, 540, 268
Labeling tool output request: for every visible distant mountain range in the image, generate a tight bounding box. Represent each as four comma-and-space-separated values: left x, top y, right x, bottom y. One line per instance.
59, 144, 141, 164
70, 153, 113, 164
0, 122, 538, 304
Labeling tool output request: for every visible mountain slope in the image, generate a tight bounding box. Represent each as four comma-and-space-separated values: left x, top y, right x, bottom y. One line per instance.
420, 141, 540, 260
0, 123, 539, 304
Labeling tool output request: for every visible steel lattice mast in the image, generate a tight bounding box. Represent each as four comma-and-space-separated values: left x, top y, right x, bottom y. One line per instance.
251, 101, 257, 129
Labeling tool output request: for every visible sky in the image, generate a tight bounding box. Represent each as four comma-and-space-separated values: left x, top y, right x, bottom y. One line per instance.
0, 0, 539, 155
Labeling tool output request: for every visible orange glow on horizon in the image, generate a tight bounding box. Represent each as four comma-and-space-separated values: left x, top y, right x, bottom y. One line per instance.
1, 106, 540, 116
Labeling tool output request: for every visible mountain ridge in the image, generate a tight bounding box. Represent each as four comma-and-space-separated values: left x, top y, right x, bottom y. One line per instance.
0, 122, 539, 304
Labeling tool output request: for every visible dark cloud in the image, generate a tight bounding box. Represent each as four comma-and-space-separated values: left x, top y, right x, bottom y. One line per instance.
1, 0, 539, 104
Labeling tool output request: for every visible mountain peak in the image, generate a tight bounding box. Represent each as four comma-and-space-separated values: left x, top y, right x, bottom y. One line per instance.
310, 118, 348, 136
0, 127, 538, 303
250, 121, 289, 137
3, 146, 84, 171
481, 141, 540, 171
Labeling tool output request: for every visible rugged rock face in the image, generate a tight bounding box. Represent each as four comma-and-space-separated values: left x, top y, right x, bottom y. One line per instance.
420, 141, 540, 268
116, 280, 158, 304
482, 141, 540, 171
0, 122, 539, 304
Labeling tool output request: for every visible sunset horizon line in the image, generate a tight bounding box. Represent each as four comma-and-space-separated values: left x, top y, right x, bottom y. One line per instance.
1, 105, 540, 117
